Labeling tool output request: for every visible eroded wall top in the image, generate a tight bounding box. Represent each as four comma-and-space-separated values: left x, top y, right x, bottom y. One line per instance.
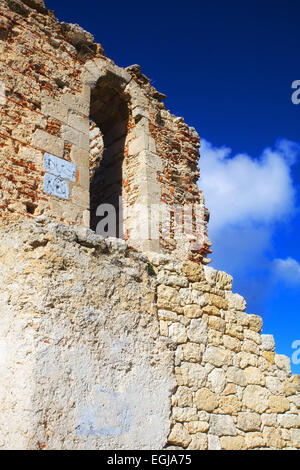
0, 0, 211, 262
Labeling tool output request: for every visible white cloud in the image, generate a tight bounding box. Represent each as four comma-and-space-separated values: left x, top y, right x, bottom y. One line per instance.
197, 138, 300, 292
272, 257, 300, 285
199, 138, 298, 236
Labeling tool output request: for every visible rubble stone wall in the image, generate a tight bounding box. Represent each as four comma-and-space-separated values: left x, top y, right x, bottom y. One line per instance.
147, 253, 300, 450
0, 219, 299, 450
0, 0, 210, 260
0, 0, 299, 451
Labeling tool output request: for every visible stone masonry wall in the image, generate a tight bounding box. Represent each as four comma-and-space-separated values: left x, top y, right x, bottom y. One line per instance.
0, 218, 299, 450
0, 0, 210, 260
0, 218, 175, 449
147, 252, 300, 450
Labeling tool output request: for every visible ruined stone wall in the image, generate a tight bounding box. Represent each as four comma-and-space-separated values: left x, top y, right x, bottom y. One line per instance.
148, 253, 300, 450
0, 0, 210, 259
0, 219, 299, 450
0, 218, 175, 450
0, 0, 299, 451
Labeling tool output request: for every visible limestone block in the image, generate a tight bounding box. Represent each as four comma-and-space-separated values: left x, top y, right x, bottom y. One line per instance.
132, 106, 149, 121
181, 342, 203, 363
171, 407, 198, 422
32, 129, 64, 157
248, 314, 263, 333
179, 288, 206, 307
290, 429, 300, 448
261, 413, 277, 427
157, 271, 188, 288
194, 388, 219, 412
203, 346, 232, 368
216, 271, 233, 290
261, 334, 275, 352
223, 383, 237, 396
71, 186, 89, 208
243, 385, 270, 413
183, 304, 203, 319
159, 320, 169, 336
220, 436, 246, 450
61, 125, 82, 147
223, 334, 241, 352
207, 435, 221, 450
157, 285, 182, 313
245, 433, 265, 449
168, 423, 191, 448
202, 305, 221, 317
188, 422, 209, 434
146, 252, 182, 273
244, 366, 265, 386
174, 386, 193, 407
225, 323, 244, 340
41, 93, 68, 122
187, 433, 208, 450
208, 315, 226, 333
226, 367, 247, 386
278, 414, 299, 429
268, 395, 290, 413
236, 311, 250, 327
262, 351, 275, 364
283, 376, 300, 396
263, 427, 284, 449
225, 292, 246, 311
179, 362, 207, 388
61, 94, 90, 116
275, 354, 291, 375
242, 339, 260, 355
128, 134, 156, 155
187, 318, 207, 344
207, 368, 226, 394
182, 260, 204, 282
204, 293, 228, 310
209, 414, 237, 437
125, 80, 148, 108
265, 376, 283, 394
68, 111, 90, 134
158, 310, 179, 322
203, 266, 218, 285
237, 412, 261, 432
244, 329, 262, 345
70, 147, 89, 166
169, 323, 187, 344
219, 395, 242, 414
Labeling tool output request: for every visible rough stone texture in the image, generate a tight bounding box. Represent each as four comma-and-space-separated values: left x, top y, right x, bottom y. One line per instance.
0, 0, 299, 452
0, 0, 211, 261
0, 220, 175, 449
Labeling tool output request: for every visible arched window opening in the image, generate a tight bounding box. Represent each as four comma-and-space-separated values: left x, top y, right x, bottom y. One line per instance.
89, 78, 129, 238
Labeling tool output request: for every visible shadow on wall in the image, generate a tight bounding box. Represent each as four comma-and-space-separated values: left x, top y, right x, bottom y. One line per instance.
89, 77, 129, 238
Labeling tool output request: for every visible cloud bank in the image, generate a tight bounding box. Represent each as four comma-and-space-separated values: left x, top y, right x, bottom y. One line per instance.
198, 138, 300, 306
199, 138, 299, 236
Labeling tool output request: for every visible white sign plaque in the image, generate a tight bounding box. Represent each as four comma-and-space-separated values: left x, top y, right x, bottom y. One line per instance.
44, 173, 69, 200
44, 153, 76, 182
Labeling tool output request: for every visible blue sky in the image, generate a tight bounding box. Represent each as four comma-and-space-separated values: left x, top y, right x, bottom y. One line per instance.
46, 0, 300, 372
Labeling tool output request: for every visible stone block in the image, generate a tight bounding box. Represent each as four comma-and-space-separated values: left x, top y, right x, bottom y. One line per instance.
41, 93, 68, 122
194, 388, 219, 412
209, 414, 237, 437
168, 423, 191, 448
32, 129, 64, 157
